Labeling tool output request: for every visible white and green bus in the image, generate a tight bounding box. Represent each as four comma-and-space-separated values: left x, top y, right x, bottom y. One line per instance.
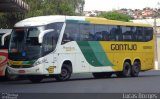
8, 15, 154, 83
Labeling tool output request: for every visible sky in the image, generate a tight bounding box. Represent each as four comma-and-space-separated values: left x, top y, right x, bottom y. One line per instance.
84, 0, 160, 11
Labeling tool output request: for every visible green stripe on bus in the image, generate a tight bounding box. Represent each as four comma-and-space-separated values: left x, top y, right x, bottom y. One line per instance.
22, 60, 36, 65
77, 41, 113, 67
77, 41, 103, 66
88, 41, 113, 66
65, 20, 89, 23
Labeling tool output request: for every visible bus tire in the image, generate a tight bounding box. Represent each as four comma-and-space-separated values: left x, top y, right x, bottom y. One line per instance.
55, 65, 71, 81
131, 61, 140, 77
117, 61, 131, 77
28, 75, 43, 83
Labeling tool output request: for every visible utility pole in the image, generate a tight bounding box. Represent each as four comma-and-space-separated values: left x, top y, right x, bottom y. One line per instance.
154, 2, 160, 70
154, 16, 158, 70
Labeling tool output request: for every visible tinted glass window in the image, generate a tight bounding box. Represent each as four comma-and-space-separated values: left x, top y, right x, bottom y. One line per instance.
122, 26, 134, 41
62, 23, 153, 42
46, 22, 63, 31
95, 25, 109, 41
136, 27, 144, 41
109, 25, 122, 41
108, 25, 117, 41
42, 32, 55, 55
62, 23, 80, 44
144, 27, 153, 41
46, 22, 63, 41
9, 27, 42, 60
80, 23, 94, 41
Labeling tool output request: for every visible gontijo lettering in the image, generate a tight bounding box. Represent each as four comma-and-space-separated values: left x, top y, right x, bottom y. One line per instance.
111, 44, 137, 51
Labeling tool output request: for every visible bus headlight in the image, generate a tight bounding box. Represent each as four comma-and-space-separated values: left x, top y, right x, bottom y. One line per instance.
34, 61, 41, 66
33, 59, 47, 66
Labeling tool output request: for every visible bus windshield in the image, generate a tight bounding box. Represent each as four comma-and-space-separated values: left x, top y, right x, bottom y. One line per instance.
9, 22, 63, 61
9, 26, 44, 60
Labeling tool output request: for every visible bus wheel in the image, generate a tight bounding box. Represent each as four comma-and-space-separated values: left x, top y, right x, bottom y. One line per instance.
28, 75, 43, 83
55, 65, 71, 81
131, 61, 140, 77
117, 62, 131, 77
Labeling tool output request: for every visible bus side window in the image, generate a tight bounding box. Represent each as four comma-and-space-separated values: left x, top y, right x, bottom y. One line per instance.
122, 26, 133, 41
130, 27, 137, 41
80, 23, 94, 41
42, 32, 55, 55
144, 27, 153, 41
62, 23, 80, 44
109, 26, 117, 41
46, 22, 63, 43
94, 25, 109, 41
62, 33, 73, 43
136, 27, 144, 42
115, 26, 122, 41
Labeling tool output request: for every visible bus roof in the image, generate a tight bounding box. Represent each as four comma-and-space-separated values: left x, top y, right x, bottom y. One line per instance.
14, 15, 152, 27
86, 17, 152, 27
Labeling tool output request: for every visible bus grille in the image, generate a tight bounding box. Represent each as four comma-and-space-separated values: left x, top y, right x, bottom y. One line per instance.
10, 65, 33, 68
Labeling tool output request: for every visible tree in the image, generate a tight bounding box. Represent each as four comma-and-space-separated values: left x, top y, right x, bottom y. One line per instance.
24, 0, 85, 17
0, 12, 24, 28
99, 11, 132, 22
0, 0, 85, 28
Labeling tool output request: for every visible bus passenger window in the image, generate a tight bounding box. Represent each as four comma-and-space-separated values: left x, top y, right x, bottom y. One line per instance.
94, 32, 103, 41
115, 26, 122, 41
144, 27, 153, 41
80, 23, 94, 41
62, 33, 73, 43
109, 26, 117, 41
136, 27, 144, 41
122, 26, 133, 41
62, 23, 80, 44
102, 31, 109, 41
95, 25, 109, 41
88, 33, 94, 40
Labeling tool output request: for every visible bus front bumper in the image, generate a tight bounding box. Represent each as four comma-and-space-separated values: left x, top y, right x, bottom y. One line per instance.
7, 65, 44, 75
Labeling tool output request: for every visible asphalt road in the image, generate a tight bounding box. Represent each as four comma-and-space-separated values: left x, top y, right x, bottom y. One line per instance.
0, 70, 160, 93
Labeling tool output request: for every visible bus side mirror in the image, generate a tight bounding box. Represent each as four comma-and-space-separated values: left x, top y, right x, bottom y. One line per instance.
38, 29, 54, 43
1, 33, 11, 46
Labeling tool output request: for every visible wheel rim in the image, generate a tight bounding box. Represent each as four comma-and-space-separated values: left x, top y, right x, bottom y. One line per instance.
59, 68, 69, 80
133, 62, 140, 74
124, 63, 131, 76
134, 66, 139, 73
61, 68, 68, 77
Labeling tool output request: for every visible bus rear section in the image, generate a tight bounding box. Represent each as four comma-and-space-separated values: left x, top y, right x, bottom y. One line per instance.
0, 49, 8, 76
